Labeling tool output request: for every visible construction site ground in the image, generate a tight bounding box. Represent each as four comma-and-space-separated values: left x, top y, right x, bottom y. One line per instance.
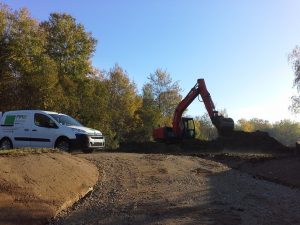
51, 150, 300, 225
0, 151, 98, 225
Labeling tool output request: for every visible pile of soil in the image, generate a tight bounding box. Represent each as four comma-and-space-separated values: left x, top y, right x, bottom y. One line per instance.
118, 131, 290, 154
0, 151, 98, 225
200, 153, 300, 189
218, 131, 288, 153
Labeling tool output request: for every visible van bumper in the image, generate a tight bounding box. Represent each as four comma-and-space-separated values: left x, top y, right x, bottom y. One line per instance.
70, 134, 105, 150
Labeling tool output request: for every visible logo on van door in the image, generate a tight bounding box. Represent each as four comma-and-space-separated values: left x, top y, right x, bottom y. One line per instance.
3, 115, 27, 126
4, 115, 15, 126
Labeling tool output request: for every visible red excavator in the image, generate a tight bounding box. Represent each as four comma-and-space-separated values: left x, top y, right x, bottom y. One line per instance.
153, 78, 234, 141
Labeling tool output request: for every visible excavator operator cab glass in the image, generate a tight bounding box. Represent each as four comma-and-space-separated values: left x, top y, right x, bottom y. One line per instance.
182, 117, 195, 139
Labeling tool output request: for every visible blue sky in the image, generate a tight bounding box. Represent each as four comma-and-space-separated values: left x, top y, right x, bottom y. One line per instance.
2, 0, 300, 122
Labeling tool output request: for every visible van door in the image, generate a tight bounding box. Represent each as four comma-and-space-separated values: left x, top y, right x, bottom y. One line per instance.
30, 113, 59, 148
3, 113, 32, 148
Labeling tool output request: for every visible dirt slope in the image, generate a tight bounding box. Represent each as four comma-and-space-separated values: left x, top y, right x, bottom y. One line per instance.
0, 151, 98, 225
52, 152, 300, 225
200, 154, 300, 188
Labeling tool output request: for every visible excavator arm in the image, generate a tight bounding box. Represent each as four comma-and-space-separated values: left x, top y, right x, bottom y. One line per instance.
173, 79, 234, 137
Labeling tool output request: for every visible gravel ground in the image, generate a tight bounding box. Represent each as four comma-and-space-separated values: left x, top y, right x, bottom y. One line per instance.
50, 152, 300, 225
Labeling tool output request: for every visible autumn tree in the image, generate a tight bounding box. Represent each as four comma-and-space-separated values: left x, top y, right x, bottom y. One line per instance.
194, 114, 218, 140
236, 118, 271, 132
235, 119, 253, 132
268, 119, 300, 146
41, 13, 97, 114
249, 118, 271, 132
0, 5, 61, 111
145, 69, 182, 126
135, 83, 161, 141
235, 117, 299, 146
102, 65, 141, 148
0, 4, 17, 110
41, 13, 96, 79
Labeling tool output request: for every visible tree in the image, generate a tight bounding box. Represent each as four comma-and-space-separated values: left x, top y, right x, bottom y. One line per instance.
146, 69, 182, 125
269, 119, 300, 146
235, 117, 300, 146
248, 118, 271, 132
134, 83, 161, 141
236, 119, 254, 132
288, 46, 300, 113
236, 118, 271, 132
195, 114, 218, 140
0, 5, 62, 111
0, 4, 17, 111
41, 13, 96, 79
40, 13, 97, 114
103, 65, 141, 148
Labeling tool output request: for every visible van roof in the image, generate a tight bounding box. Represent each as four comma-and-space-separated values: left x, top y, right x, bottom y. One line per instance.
4, 110, 61, 115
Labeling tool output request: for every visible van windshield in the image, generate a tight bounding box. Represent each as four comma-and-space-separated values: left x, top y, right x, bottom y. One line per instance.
49, 114, 82, 127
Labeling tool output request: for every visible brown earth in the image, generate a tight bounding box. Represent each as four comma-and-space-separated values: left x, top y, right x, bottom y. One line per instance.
202, 153, 300, 188
118, 131, 291, 154
1, 146, 300, 225
51, 152, 300, 225
0, 151, 98, 225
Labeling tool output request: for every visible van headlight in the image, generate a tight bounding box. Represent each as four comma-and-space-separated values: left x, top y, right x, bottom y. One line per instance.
71, 128, 87, 134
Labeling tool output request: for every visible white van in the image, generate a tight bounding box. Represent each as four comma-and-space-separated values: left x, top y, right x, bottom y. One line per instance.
0, 110, 105, 152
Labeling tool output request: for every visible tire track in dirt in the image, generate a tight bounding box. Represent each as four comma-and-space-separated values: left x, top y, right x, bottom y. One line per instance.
50, 152, 300, 225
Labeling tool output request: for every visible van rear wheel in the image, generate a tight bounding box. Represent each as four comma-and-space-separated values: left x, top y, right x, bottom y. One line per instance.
0, 138, 13, 150
55, 138, 70, 152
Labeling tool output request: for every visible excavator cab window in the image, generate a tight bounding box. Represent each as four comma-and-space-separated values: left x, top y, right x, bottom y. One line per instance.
182, 117, 195, 139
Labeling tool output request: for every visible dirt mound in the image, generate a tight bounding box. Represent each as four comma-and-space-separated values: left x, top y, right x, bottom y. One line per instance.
199, 153, 300, 189
0, 151, 98, 225
118, 131, 289, 154
218, 131, 288, 153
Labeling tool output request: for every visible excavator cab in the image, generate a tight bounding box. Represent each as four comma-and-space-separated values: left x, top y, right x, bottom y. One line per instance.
181, 117, 195, 139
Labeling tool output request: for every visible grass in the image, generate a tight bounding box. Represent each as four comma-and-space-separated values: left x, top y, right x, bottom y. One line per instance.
0, 148, 60, 156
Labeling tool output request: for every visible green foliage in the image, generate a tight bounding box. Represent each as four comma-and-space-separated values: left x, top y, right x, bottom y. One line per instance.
134, 84, 161, 141
236, 118, 299, 146
194, 114, 218, 140
145, 69, 182, 126
0, 5, 60, 111
269, 120, 300, 146
236, 118, 271, 132
131, 69, 182, 141
288, 46, 300, 113
41, 12, 97, 114
102, 65, 142, 148
41, 13, 96, 79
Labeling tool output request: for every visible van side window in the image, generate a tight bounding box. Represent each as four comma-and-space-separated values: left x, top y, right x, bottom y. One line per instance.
34, 113, 57, 128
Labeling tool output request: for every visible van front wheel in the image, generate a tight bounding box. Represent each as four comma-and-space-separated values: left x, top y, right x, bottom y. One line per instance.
55, 138, 70, 152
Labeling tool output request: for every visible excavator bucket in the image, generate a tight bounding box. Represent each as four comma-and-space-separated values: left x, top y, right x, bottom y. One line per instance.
212, 116, 234, 136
